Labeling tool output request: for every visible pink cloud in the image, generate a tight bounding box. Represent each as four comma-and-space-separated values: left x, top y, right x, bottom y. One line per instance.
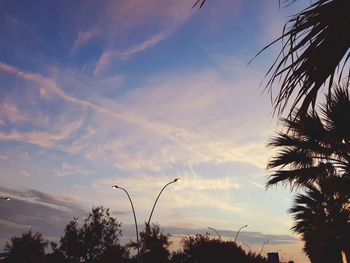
54, 162, 91, 177
70, 0, 196, 74
0, 118, 84, 149
71, 30, 99, 54
0, 102, 28, 123
0, 63, 270, 170
19, 170, 31, 177
94, 32, 168, 75
0, 154, 9, 160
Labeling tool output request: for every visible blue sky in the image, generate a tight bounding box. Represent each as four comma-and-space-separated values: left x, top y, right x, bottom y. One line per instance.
0, 1, 311, 262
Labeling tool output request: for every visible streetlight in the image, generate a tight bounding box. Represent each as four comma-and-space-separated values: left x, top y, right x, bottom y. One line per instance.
260, 240, 270, 255
0, 197, 10, 201
207, 227, 221, 239
234, 224, 248, 243
147, 178, 179, 226
112, 185, 140, 262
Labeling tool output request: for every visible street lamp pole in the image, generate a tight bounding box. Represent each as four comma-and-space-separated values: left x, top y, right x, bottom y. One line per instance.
139, 178, 179, 263
234, 224, 248, 243
260, 240, 270, 255
207, 227, 221, 239
112, 185, 140, 262
147, 178, 179, 226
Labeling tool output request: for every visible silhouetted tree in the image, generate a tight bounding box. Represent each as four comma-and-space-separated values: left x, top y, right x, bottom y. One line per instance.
129, 223, 171, 263
289, 176, 350, 263
43, 242, 66, 263
59, 206, 129, 263
268, 86, 350, 262
267, 85, 350, 188
1, 231, 48, 263
171, 234, 266, 263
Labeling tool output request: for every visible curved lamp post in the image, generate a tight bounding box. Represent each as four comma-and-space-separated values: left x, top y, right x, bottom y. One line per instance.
234, 224, 248, 243
0, 197, 10, 201
147, 178, 179, 226
112, 185, 140, 261
260, 240, 270, 255
207, 227, 221, 239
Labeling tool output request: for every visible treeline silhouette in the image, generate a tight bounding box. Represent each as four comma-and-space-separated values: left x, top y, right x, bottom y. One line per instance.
0, 206, 267, 263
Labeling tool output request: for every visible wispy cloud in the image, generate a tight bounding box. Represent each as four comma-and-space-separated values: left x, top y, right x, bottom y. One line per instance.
0, 63, 270, 170
94, 32, 169, 75
93, 174, 240, 194
71, 0, 194, 50
0, 117, 83, 150
246, 179, 265, 189
73, 0, 197, 75
0, 154, 9, 160
71, 30, 99, 54
54, 162, 92, 177
19, 170, 31, 177
89, 173, 244, 219
0, 101, 28, 124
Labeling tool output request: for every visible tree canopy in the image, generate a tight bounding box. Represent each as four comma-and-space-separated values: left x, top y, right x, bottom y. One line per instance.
172, 234, 267, 263
59, 206, 128, 263
1, 231, 48, 263
134, 223, 171, 263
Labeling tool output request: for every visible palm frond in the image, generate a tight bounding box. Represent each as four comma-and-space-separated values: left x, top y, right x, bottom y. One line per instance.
324, 85, 350, 141
264, 0, 350, 116
267, 162, 332, 188
267, 148, 313, 170
192, 0, 206, 8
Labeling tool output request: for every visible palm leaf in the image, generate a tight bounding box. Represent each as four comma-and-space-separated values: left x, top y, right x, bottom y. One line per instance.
192, 0, 206, 8
266, 162, 332, 188
263, 0, 350, 117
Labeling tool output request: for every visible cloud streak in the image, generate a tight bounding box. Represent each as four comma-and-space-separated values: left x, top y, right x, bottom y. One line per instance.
0, 63, 268, 170
54, 162, 92, 177
0, 102, 28, 124
0, 117, 83, 150
94, 32, 169, 75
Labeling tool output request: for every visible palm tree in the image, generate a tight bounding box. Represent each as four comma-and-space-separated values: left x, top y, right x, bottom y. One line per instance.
267, 85, 350, 188
289, 176, 350, 263
267, 85, 350, 262
263, 0, 350, 117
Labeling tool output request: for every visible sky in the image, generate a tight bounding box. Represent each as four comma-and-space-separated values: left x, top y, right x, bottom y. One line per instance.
0, 0, 312, 262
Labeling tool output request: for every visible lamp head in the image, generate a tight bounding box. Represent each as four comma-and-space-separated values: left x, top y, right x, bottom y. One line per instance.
174, 178, 180, 182
244, 224, 248, 227
5, 197, 10, 201
112, 185, 119, 189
